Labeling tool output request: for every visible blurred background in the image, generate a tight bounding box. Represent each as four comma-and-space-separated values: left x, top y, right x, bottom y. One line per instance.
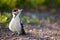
0, 0, 60, 28
0, 0, 60, 40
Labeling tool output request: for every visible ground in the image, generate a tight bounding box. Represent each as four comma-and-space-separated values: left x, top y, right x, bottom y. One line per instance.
0, 13, 60, 40
0, 22, 60, 40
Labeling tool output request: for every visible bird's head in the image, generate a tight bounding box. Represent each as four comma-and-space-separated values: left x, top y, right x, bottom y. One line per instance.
12, 8, 23, 16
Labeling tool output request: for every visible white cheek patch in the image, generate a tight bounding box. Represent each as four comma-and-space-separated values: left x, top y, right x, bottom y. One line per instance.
12, 12, 17, 18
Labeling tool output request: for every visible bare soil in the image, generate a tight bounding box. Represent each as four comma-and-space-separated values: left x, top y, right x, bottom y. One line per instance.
0, 22, 60, 40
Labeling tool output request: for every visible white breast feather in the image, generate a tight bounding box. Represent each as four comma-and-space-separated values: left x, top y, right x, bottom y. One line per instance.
9, 16, 21, 33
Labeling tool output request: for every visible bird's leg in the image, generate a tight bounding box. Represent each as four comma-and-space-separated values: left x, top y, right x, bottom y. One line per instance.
17, 30, 26, 36
18, 29, 26, 35
11, 33, 15, 36
11, 32, 17, 36
17, 32, 21, 36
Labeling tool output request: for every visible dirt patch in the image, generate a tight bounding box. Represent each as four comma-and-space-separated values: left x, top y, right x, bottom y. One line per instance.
0, 24, 60, 40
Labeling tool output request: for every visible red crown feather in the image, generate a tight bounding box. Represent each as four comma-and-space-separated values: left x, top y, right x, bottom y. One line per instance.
15, 8, 19, 11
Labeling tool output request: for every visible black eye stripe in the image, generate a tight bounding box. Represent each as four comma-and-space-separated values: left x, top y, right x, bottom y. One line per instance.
13, 10, 18, 12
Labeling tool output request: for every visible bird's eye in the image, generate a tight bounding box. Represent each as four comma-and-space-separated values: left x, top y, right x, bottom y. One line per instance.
13, 10, 16, 12
13, 10, 18, 12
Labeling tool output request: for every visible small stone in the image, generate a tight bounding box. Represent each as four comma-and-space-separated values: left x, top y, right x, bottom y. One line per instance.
39, 30, 42, 32
29, 30, 32, 32
44, 36, 49, 38
50, 37, 54, 39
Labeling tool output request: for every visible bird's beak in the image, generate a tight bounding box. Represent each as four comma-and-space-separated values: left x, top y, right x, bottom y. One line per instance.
18, 9, 23, 12
18, 9, 23, 14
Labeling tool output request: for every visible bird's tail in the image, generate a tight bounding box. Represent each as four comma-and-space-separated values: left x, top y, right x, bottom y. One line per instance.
20, 23, 26, 35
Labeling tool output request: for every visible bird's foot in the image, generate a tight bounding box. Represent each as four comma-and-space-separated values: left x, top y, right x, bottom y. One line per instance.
18, 32, 26, 36
20, 32, 26, 35
10, 32, 17, 36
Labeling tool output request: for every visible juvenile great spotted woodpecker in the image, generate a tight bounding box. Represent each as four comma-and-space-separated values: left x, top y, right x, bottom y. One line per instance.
9, 8, 26, 35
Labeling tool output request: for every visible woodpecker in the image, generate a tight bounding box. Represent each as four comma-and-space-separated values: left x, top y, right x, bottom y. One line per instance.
9, 8, 26, 35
